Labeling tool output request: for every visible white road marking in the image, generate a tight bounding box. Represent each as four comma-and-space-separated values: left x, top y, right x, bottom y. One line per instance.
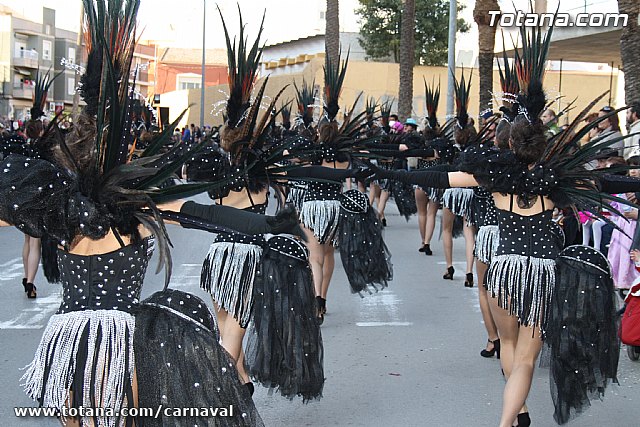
0, 292, 62, 329
0, 259, 24, 281
356, 322, 413, 327
167, 263, 202, 288
357, 289, 408, 325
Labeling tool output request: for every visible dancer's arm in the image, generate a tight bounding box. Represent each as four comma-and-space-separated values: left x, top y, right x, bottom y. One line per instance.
158, 200, 304, 237
372, 166, 477, 189
600, 174, 640, 194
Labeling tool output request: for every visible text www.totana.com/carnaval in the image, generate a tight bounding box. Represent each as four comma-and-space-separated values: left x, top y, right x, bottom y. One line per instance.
14, 405, 239, 418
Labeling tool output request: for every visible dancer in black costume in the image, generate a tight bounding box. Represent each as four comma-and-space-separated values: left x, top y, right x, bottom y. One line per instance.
0, 2, 306, 425
371, 22, 636, 426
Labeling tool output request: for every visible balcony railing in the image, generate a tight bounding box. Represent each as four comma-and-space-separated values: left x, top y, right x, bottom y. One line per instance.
13, 50, 39, 68
12, 83, 35, 99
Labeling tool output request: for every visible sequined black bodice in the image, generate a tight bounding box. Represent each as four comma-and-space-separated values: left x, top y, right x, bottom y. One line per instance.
214, 203, 268, 245
303, 181, 342, 202
474, 187, 498, 227
495, 209, 561, 259
57, 237, 154, 314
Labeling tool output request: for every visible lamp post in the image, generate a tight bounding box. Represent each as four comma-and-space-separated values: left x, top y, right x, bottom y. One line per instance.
200, 0, 206, 129
446, 0, 457, 118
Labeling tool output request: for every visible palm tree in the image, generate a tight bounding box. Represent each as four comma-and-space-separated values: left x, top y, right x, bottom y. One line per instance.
618, 0, 640, 103
473, 0, 500, 116
398, 0, 416, 121
325, 0, 340, 66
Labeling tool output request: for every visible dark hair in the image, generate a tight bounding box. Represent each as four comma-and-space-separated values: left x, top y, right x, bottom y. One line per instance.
626, 155, 640, 167
454, 126, 477, 148
389, 114, 398, 121
318, 121, 339, 143
631, 102, 640, 118
495, 120, 511, 150
25, 119, 44, 139
509, 119, 548, 164
600, 106, 620, 131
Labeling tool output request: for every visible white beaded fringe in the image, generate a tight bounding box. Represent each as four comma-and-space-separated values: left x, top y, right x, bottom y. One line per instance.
21, 310, 135, 427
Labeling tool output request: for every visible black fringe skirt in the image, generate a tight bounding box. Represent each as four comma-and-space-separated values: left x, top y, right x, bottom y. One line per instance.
246, 235, 324, 402
545, 245, 619, 425
338, 190, 393, 294
475, 225, 499, 265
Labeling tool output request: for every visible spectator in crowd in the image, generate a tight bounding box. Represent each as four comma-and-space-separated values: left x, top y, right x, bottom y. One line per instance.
541, 108, 561, 136
597, 106, 624, 156
182, 125, 191, 143
624, 102, 640, 159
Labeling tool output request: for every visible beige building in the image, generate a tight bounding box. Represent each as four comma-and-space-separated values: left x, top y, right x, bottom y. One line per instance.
158, 56, 618, 129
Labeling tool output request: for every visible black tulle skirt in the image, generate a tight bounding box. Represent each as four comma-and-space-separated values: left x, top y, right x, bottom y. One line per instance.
389, 180, 417, 221
545, 245, 619, 425
135, 289, 264, 427
246, 235, 324, 402
338, 190, 393, 294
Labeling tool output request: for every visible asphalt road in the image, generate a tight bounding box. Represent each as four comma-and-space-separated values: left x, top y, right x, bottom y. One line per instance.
0, 197, 638, 426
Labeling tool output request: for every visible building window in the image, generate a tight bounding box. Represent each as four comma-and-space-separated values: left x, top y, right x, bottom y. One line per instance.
320, 11, 325, 19
179, 82, 201, 90
67, 77, 75, 95
45, 24, 51, 35
176, 73, 202, 90
68, 47, 76, 64
42, 40, 52, 60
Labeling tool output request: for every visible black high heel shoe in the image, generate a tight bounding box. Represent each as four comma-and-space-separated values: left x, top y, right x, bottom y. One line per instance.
424, 244, 432, 255
381, 218, 387, 227
513, 412, 530, 427
22, 277, 28, 292
25, 282, 37, 299
480, 338, 500, 359
316, 296, 326, 325
443, 266, 455, 280
464, 272, 474, 287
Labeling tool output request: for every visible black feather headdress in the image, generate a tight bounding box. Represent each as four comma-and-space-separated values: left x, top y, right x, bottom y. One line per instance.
30, 69, 62, 120
293, 78, 317, 128
424, 77, 440, 129
452, 67, 472, 129
323, 50, 349, 122
31, 0, 241, 287
513, 19, 553, 124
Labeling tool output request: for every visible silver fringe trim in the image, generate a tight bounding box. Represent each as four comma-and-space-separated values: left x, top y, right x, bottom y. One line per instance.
487, 254, 556, 331
201, 242, 262, 328
21, 310, 135, 426
475, 225, 499, 264
286, 186, 307, 212
299, 200, 341, 245
442, 188, 474, 217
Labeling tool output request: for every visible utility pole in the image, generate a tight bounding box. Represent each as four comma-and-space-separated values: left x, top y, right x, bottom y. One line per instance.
446, 0, 457, 118
71, 2, 84, 117
200, 0, 206, 129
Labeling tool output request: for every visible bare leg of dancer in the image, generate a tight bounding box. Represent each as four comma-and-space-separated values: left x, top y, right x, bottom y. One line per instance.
369, 183, 381, 206
463, 222, 476, 275
415, 188, 428, 246
442, 208, 455, 275
424, 200, 438, 249
213, 301, 249, 384
476, 260, 499, 350
378, 190, 390, 223
26, 237, 41, 283
489, 297, 538, 427
320, 243, 335, 299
